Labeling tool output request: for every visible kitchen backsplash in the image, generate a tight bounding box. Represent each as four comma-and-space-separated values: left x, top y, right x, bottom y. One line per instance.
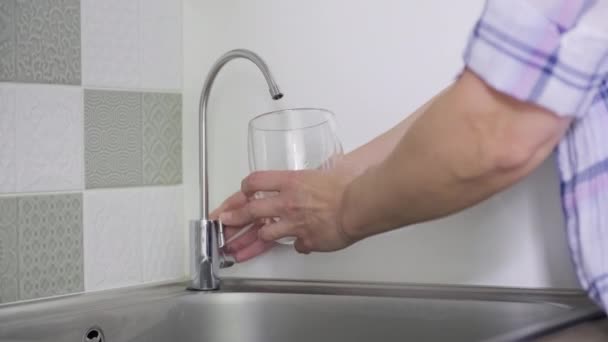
0, 0, 184, 304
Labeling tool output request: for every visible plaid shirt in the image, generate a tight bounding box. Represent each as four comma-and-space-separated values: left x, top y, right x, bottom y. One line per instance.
464, 0, 608, 308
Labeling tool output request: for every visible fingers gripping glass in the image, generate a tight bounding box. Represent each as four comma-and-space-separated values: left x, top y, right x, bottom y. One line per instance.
231, 108, 343, 245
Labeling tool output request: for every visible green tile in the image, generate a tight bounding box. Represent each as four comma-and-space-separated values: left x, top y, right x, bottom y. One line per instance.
143, 93, 182, 185
0, 0, 16, 81
18, 193, 83, 301
0, 197, 18, 303
85, 90, 143, 189
15, 0, 81, 84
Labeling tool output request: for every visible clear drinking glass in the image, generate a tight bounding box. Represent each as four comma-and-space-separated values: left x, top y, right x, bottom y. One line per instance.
248, 108, 343, 244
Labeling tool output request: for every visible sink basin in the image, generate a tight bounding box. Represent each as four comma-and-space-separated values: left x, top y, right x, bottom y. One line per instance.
0, 279, 602, 342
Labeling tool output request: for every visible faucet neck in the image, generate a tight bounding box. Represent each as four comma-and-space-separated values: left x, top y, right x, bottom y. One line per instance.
198, 49, 283, 219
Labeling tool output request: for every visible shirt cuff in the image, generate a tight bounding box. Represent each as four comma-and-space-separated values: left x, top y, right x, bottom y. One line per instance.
463, 0, 608, 118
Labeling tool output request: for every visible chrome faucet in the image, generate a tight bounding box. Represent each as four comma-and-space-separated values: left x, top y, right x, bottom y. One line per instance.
188, 49, 283, 291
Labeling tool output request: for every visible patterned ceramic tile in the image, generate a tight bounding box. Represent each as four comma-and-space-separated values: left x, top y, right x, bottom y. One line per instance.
0, 85, 16, 193
142, 186, 184, 282
85, 90, 143, 189
18, 194, 84, 301
16, 85, 83, 192
143, 93, 182, 185
15, 0, 81, 85
0, 198, 18, 303
84, 189, 143, 291
140, 0, 182, 90
0, 0, 16, 81
82, 0, 140, 88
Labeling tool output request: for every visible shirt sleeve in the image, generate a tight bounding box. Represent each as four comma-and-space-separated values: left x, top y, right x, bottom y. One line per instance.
463, 0, 608, 118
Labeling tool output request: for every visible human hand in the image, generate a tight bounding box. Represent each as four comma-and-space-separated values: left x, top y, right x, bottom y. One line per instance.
219, 170, 357, 254
210, 191, 276, 262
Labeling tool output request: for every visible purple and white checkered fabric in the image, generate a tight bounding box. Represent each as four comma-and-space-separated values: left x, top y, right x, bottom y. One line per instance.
464, 0, 608, 308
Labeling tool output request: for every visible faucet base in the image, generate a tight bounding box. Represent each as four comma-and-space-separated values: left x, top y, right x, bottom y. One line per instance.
188, 219, 226, 291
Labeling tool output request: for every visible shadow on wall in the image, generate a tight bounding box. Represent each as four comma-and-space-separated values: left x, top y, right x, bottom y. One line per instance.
530, 156, 580, 288
401, 154, 578, 287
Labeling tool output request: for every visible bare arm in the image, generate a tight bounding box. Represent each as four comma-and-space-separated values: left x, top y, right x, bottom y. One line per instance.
334, 91, 441, 180
221, 69, 572, 254
340, 70, 571, 241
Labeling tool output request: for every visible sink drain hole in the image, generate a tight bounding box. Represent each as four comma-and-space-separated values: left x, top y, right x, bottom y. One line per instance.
84, 326, 105, 342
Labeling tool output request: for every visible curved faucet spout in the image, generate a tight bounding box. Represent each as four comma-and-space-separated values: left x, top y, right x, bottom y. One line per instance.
199, 49, 283, 219
190, 49, 283, 291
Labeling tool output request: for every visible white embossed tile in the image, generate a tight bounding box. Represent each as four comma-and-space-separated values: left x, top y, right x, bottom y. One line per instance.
84, 189, 143, 291
0, 85, 16, 193
142, 186, 185, 282
15, 85, 83, 193
140, 0, 182, 90
82, 0, 140, 88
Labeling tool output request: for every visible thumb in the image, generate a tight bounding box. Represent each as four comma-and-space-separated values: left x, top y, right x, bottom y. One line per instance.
294, 239, 311, 255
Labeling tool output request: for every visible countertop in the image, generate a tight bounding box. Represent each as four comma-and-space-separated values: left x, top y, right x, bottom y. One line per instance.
535, 318, 608, 342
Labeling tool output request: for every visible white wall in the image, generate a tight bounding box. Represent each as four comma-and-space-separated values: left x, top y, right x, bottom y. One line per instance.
183, 0, 579, 288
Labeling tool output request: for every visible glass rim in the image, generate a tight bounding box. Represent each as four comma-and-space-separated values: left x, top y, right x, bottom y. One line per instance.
249, 107, 336, 132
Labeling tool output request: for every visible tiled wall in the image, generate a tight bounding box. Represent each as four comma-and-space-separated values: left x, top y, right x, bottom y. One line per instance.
0, 0, 184, 304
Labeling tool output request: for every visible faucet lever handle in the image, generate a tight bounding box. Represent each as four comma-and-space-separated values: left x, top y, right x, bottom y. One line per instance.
217, 220, 236, 268
219, 253, 235, 268
217, 220, 226, 248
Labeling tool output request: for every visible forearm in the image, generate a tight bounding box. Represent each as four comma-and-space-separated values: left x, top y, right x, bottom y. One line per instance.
340, 70, 571, 241
334, 90, 445, 181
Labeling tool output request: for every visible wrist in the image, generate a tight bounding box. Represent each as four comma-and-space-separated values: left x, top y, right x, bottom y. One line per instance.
337, 172, 370, 244
333, 155, 369, 184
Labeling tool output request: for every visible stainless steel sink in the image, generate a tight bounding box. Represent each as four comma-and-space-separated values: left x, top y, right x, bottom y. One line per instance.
0, 278, 602, 342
